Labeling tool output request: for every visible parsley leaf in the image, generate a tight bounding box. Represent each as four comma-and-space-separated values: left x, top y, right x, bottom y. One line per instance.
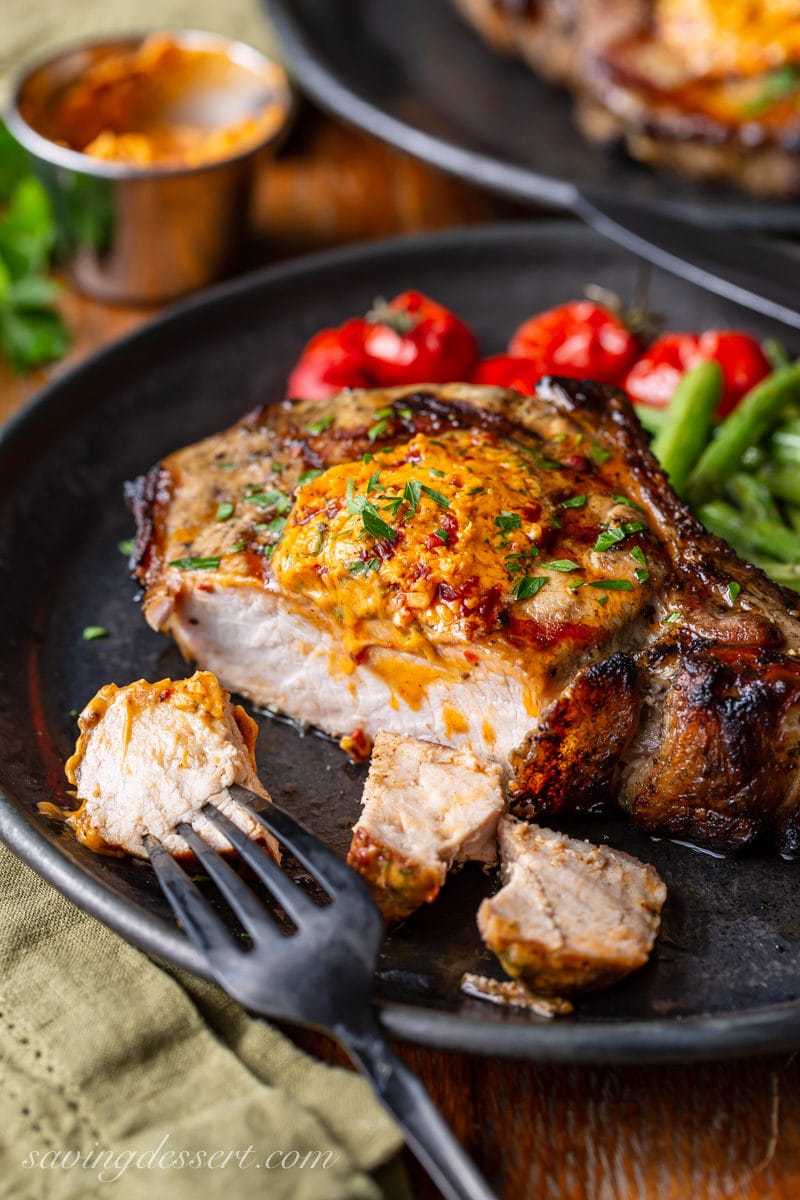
215, 502, 235, 521
511, 575, 549, 601
726, 581, 741, 605
82, 625, 108, 641
561, 494, 586, 509
169, 556, 222, 571
594, 522, 646, 552
587, 579, 634, 591
347, 558, 380, 577
305, 415, 334, 435
420, 484, 450, 508
495, 511, 521, 533
403, 478, 421, 514
298, 468, 323, 484
541, 559, 580, 572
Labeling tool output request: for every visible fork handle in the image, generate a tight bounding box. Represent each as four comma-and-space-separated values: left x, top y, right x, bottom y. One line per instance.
335, 1014, 497, 1200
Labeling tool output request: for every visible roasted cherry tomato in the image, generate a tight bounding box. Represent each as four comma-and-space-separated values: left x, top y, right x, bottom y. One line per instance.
508, 300, 640, 385
697, 331, 772, 417
472, 354, 543, 396
361, 290, 478, 386
622, 330, 771, 416
286, 318, 372, 399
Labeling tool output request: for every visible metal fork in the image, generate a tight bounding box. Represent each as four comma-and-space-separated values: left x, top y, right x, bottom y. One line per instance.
144, 784, 496, 1200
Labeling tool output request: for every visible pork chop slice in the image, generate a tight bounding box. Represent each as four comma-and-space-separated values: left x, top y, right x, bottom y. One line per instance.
347, 731, 505, 922
477, 817, 666, 994
65, 670, 278, 859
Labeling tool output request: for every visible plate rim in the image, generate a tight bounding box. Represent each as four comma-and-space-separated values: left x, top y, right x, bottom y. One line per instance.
3, 220, 800, 1064
266, 0, 800, 231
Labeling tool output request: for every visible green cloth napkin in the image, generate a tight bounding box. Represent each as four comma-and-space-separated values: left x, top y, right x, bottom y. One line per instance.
0, 841, 409, 1199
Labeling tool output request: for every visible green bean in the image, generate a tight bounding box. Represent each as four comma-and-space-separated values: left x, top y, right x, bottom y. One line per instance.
650, 361, 723, 496
686, 363, 800, 505
769, 419, 800, 465
762, 339, 792, 371
725, 473, 782, 523
698, 499, 800, 563
758, 465, 800, 507
634, 404, 669, 437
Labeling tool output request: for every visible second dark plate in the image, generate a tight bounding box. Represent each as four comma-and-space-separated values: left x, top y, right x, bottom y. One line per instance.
267, 0, 800, 230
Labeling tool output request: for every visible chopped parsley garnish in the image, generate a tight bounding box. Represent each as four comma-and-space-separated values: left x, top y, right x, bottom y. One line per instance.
266, 516, 287, 537
169, 556, 221, 571
596, 595, 608, 607
374, 407, 394, 418
587, 579, 634, 591
742, 65, 800, 116
118, 538, 135, 556
397, 406, 414, 419
346, 481, 398, 542
594, 522, 646, 552
567, 579, 585, 591
561, 494, 586, 509
244, 489, 292, 514
82, 625, 108, 641
468, 485, 485, 496
347, 558, 380, 577
271, 463, 284, 473
434, 527, 451, 543
403, 478, 421, 514
367, 470, 383, 493
629, 545, 648, 567
367, 418, 391, 442
362, 452, 374, 464
662, 611, 681, 625
230, 541, 245, 553
305, 416, 334, 435
634, 568, 650, 585
298, 468, 323, 484
216, 461, 236, 471
588, 442, 611, 464
495, 511, 521, 533
420, 484, 450, 508
505, 548, 540, 574
215, 502, 235, 522
510, 575, 548, 601
612, 492, 644, 512
429, 467, 446, 478
726, 581, 741, 606
541, 559, 580, 572
381, 496, 405, 517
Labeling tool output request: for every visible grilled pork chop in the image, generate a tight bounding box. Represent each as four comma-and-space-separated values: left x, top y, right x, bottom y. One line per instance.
65, 671, 277, 858
478, 817, 666, 994
130, 380, 800, 852
452, 0, 800, 196
347, 731, 505, 921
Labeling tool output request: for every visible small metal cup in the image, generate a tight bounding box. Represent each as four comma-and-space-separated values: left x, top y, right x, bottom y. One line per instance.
6, 31, 293, 305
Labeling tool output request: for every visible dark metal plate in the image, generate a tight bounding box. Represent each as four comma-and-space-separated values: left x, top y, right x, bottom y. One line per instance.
267, 0, 800, 230
1, 223, 799, 1062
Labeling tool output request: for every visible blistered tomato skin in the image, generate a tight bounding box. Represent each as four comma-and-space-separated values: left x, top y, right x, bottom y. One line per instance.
362, 291, 478, 387
286, 319, 372, 399
622, 330, 771, 415
509, 301, 640, 386
472, 354, 543, 396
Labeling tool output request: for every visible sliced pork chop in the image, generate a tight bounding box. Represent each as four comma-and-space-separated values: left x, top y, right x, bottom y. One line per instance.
478, 817, 666, 994
347, 731, 505, 922
65, 670, 278, 859
129, 379, 800, 852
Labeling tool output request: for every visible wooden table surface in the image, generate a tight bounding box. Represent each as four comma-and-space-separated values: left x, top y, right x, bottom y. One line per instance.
4, 104, 800, 1200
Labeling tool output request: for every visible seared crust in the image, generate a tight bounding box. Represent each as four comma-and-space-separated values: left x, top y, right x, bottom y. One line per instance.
347, 826, 445, 923
510, 651, 641, 817
451, 0, 800, 197
130, 379, 800, 851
